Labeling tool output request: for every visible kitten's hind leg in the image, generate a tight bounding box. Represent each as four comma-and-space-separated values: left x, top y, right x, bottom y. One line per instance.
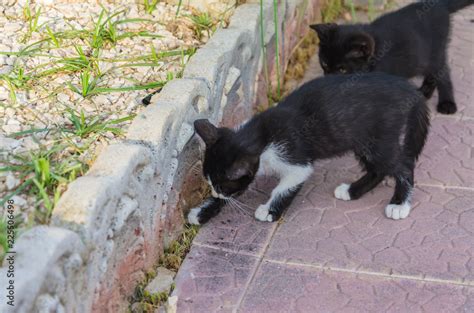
335, 171, 384, 201
435, 63, 457, 114
419, 74, 437, 99
385, 171, 414, 220
255, 165, 312, 222
188, 197, 225, 225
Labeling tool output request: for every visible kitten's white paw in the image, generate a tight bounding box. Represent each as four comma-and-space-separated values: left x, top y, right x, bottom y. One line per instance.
385, 202, 411, 220
187, 208, 202, 225
334, 183, 351, 201
255, 205, 273, 222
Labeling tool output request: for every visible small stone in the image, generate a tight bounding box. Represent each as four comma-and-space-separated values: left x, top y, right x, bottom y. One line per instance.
6, 174, 20, 190
0, 86, 9, 100
93, 95, 110, 106
57, 93, 70, 103
4, 22, 22, 32
11, 195, 27, 207
3, 119, 21, 134
144, 267, 176, 295
21, 136, 39, 150
5, 56, 16, 66
0, 135, 20, 151
165, 295, 178, 313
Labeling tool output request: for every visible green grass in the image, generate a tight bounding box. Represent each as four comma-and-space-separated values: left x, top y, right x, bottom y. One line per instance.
1, 109, 135, 223
1, 146, 86, 223
0, 219, 9, 263
367, 0, 376, 21
22, 2, 44, 43
321, 0, 344, 23
0, 215, 22, 264
0, 65, 34, 102
348, 0, 358, 22
259, 0, 271, 107
144, 0, 160, 14
188, 12, 215, 39
258, 0, 282, 105
68, 69, 101, 97
176, 0, 183, 17
64, 108, 135, 138
273, 0, 281, 100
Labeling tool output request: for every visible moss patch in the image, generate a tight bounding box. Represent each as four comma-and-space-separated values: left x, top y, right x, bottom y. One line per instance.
129, 224, 199, 312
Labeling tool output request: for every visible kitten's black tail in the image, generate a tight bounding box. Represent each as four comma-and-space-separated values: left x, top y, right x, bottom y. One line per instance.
404, 96, 430, 161
443, 0, 474, 13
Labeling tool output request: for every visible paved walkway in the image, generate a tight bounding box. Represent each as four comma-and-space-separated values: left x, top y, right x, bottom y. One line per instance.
173, 4, 474, 313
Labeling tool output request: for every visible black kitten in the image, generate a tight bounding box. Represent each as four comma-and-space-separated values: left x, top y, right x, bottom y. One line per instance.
310, 0, 473, 114
188, 73, 430, 225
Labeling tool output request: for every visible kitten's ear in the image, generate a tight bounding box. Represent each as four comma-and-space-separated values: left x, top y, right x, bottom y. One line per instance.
346, 33, 375, 60
309, 23, 337, 42
226, 156, 258, 181
194, 119, 219, 146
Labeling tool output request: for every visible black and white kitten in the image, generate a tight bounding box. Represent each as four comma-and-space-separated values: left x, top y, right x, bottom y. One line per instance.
310, 0, 473, 114
188, 73, 430, 225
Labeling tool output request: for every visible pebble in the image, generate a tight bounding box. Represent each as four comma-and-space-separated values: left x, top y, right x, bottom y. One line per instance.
57, 93, 70, 103
11, 195, 27, 207
6, 174, 20, 190
0, 135, 20, 151
3, 119, 21, 134
4, 22, 22, 32
144, 267, 176, 295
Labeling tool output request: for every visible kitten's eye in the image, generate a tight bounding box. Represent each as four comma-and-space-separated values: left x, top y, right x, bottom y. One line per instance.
337, 66, 347, 73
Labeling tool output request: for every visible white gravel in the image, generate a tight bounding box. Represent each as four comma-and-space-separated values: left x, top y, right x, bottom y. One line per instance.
0, 0, 230, 225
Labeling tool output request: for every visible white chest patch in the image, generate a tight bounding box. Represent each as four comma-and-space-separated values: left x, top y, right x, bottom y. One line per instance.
257, 143, 313, 180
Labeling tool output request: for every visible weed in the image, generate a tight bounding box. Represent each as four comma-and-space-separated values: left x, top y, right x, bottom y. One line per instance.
0, 65, 34, 102
176, 0, 183, 17
45, 25, 60, 48
0, 219, 9, 263
259, 0, 270, 94
1, 147, 86, 223
347, 0, 358, 22
144, 0, 160, 14
22, 2, 44, 43
68, 69, 101, 97
321, 0, 344, 23
367, 0, 376, 21
188, 12, 215, 39
0, 215, 22, 264
58, 46, 91, 73
64, 108, 135, 139
273, 0, 281, 99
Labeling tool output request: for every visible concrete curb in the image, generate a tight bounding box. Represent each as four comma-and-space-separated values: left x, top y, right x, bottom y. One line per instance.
0, 1, 322, 311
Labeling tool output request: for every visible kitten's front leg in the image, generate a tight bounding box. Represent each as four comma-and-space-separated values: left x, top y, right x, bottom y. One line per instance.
255, 166, 312, 222
255, 184, 303, 222
188, 197, 225, 225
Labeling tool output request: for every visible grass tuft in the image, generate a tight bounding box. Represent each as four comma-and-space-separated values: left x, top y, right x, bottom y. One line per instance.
188, 12, 215, 40
144, 0, 160, 14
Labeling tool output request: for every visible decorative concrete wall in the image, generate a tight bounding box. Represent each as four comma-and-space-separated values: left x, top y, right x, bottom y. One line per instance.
0, 1, 322, 312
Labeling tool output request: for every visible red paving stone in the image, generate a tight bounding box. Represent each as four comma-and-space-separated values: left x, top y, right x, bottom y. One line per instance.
173, 4, 474, 312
